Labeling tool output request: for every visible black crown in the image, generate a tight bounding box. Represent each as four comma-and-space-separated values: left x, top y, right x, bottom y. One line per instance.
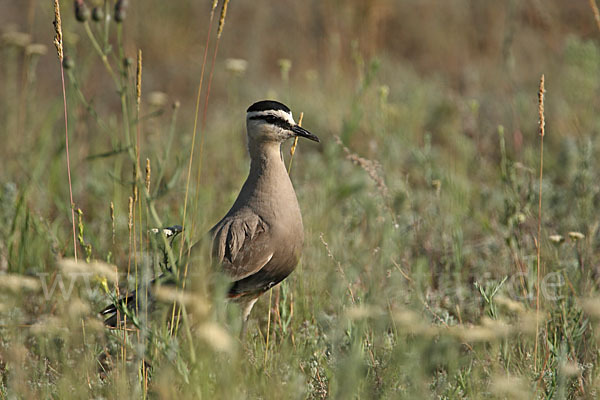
247, 100, 290, 114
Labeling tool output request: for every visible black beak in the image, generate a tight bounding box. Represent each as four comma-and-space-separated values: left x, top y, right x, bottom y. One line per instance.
292, 125, 320, 143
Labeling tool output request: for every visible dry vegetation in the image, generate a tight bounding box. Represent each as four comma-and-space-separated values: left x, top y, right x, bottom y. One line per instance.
2, 0, 600, 398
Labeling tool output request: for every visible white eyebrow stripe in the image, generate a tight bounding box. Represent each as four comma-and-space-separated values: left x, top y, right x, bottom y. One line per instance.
247, 109, 295, 125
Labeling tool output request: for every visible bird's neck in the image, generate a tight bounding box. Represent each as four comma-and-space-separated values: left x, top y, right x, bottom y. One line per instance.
244, 140, 299, 214
248, 141, 285, 175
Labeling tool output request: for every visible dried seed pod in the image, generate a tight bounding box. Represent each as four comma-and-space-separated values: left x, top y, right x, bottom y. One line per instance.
62, 55, 75, 69
115, 0, 128, 23
74, 0, 90, 22
92, 7, 104, 22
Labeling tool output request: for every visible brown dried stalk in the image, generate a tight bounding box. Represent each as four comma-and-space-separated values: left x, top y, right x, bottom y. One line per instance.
145, 158, 151, 192
333, 135, 390, 201
287, 112, 304, 173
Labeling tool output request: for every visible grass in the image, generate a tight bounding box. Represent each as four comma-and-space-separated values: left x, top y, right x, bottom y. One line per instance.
2, 0, 600, 398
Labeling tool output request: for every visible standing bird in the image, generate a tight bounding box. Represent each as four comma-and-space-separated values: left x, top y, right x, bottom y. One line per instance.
101, 100, 319, 337
210, 100, 319, 337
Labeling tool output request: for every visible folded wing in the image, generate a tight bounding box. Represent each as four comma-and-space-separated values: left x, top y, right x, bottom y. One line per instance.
210, 211, 274, 282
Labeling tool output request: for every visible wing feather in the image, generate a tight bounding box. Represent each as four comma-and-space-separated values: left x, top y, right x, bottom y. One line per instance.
211, 211, 272, 281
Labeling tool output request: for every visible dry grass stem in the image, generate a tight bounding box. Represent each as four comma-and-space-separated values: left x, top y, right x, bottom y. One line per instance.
54, 0, 77, 262
110, 201, 115, 245
320, 233, 356, 304
590, 0, 600, 32
145, 158, 151, 192
264, 288, 273, 365
333, 135, 389, 200
287, 112, 303, 173
128, 196, 133, 235
534, 73, 546, 371
136, 49, 142, 105
180, 0, 220, 254
175, 0, 226, 334
127, 170, 135, 206
333, 135, 397, 225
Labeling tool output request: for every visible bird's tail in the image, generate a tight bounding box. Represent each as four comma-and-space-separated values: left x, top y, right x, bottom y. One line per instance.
100, 291, 137, 328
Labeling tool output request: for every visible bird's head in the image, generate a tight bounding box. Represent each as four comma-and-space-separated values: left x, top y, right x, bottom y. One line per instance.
246, 100, 319, 144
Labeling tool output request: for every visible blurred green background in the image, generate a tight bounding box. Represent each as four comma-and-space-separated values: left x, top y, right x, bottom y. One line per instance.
2, 1, 600, 398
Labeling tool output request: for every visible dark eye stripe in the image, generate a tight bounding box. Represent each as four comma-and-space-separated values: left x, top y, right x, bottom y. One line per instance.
249, 115, 293, 130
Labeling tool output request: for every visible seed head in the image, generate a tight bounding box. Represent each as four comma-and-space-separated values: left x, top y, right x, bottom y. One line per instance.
538, 74, 545, 137
549, 234, 564, 244
217, 0, 229, 38
568, 231, 585, 241
92, 7, 104, 22
26, 44, 48, 56
115, 0, 128, 23
128, 196, 133, 233
1, 32, 31, 47
62, 55, 74, 70
74, 0, 90, 22
136, 49, 142, 105
148, 91, 168, 107
53, 0, 63, 60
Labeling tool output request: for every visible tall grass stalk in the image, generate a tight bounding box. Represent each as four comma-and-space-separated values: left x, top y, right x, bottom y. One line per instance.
195, 0, 231, 192
171, 0, 219, 334
135, 48, 149, 398
53, 0, 77, 262
534, 74, 545, 372
178, 0, 218, 259
174, 0, 229, 334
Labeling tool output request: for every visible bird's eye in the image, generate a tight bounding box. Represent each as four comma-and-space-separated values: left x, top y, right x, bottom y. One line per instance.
265, 116, 277, 123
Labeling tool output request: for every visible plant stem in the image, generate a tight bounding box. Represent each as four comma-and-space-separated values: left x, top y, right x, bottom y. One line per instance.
534, 74, 545, 372
60, 62, 77, 263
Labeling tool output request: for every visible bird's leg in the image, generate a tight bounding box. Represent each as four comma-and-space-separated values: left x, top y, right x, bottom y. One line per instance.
240, 316, 249, 341
239, 297, 259, 340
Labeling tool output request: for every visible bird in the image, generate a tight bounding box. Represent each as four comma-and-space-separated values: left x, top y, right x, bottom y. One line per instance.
210, 100, 319, 336
101, 100, 319, 337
